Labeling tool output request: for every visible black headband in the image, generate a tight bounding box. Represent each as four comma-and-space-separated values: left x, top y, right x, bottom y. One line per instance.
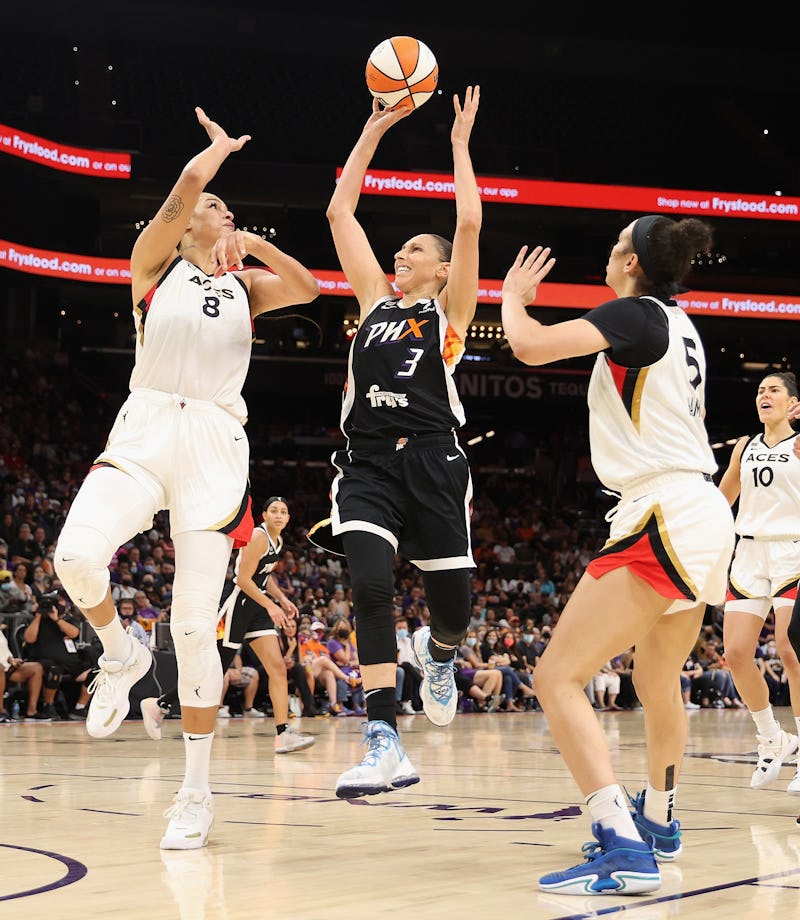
630, 215, 663, 280
631, 215, 687, 299
263, 496, 288, 511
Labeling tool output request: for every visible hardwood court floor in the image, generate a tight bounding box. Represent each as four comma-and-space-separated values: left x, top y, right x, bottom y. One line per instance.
2, 707, 800, 920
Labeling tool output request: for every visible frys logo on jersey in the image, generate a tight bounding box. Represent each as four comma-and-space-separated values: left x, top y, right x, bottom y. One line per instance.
365, 384, 409, 408
743, 448, 791, 464
361, 317, 429, 349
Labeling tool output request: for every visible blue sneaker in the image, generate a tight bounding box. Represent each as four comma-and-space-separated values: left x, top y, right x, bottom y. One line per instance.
538, 823, 660, 895
628, 789, 682, 861
335, 720, 420, 798
411, 626, 457, 726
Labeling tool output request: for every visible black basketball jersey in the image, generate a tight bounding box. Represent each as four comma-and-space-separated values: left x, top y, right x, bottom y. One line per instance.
231, 523, 282, 595
340, 296, 467, 440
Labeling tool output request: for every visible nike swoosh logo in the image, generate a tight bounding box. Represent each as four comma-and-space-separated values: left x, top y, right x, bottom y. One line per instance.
446, 454, 460, 461
234, 436, 244, 441
187, 735, 205, 741
184, 630, 196, 636
61, 557, 75, 562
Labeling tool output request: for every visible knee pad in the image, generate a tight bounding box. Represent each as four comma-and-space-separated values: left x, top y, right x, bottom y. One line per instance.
171, 573, 226, 708
54, 524, 114, 609
172, 619, 222, 708
342, 532, 397, 665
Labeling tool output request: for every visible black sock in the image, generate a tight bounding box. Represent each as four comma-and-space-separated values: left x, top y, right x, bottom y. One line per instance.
365, 687, 397, 729
276, 723, 288, 735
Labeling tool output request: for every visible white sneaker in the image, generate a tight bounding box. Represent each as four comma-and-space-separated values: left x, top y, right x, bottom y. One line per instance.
274, 726, 315, 754
335, 720, 420, 798
141, 697, 165, 741
684, 701, 700, 710
400, 700, 416, 715
751, 730, 799, 789
86, 634, 153, 738
243, 707, 267, 718
788, 764, 800, 795
160, 789, 214, 850
411, 625, 457, 726
216, 705, 231, 719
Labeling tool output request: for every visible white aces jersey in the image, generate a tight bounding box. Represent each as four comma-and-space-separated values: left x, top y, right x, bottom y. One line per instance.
735, 431, 800, 538
587, 296, 717, 493
129, 257, 253, 423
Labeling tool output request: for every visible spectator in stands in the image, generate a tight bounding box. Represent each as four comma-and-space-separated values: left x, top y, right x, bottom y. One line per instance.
132, 588, 166, 635
4, 562, 34, 617
327, 615, 365, 715
593, 660, 623, 711
395, 616, 422, 714
22, 594, 96, 720
9, 522, 37, 563
111, 571, 137, 605
219, 651, 263, 718
680, 654, 703, 710
300, 620, 360, 716
458, 628, 507, 704
278, 618, 323, 718
326, 586, 351, 621
480, 626, 536, 711
758, 637, 790, 707
118, 597, 149, 647
30, 562, 52, 602
0, 623, 46, 721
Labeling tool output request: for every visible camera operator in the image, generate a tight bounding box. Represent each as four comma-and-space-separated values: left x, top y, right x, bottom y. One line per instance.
21, 592, 98, 720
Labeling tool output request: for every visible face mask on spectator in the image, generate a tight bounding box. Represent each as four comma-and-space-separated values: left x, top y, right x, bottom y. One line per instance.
396, 628, 408, 640
486, 637, 497, 646
337, 629, 350, 639
466, 637, 477, 647
522, 633, 534, 643
1, 583, 11, 592
503, 636, 514, 648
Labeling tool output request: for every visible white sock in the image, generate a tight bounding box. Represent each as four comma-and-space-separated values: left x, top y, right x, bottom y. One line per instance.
94, 617, 133, 662
642, 782, 676, 825
182, 731, 214, 794
751, 705, 779, 738
586, 784, 639, 839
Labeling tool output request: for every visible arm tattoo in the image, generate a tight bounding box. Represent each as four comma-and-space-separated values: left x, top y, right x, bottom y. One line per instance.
161, 195, 184, 223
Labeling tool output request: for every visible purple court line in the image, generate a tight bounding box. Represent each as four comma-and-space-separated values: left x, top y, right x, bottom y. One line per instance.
544, 867, 800, 920
0, 843, 87, 902
80, 807, 140, 816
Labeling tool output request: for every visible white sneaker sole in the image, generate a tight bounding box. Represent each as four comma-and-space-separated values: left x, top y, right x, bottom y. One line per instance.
274, 736, 316, 754
159, 816, 214, 850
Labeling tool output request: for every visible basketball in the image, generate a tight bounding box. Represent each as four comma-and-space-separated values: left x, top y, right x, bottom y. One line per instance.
365, 36, 438, 111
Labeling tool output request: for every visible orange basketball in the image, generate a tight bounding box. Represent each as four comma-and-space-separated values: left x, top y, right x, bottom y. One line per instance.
365, 36, 438, 111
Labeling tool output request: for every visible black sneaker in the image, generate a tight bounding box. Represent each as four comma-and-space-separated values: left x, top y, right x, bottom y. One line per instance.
0, 711, 12, 723
69, 708, 88, 721
25, 709, 54, 722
